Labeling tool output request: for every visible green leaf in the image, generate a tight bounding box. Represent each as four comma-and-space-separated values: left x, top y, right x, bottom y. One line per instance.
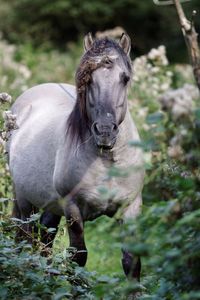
146, 112, 164, 124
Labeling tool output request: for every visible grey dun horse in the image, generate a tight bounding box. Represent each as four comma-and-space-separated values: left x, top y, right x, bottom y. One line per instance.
7, 33, 144, 280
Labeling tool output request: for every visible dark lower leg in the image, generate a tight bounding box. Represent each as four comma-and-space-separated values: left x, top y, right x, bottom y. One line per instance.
122, 250, 141, 281
122, 198, 142, 282
40, 211, 61, 251
14, 201, 38, 244
67, 219, 87, 267
66, 201, 87, 267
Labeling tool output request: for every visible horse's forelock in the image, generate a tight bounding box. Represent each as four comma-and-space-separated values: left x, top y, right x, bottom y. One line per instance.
76, 37, 132, 94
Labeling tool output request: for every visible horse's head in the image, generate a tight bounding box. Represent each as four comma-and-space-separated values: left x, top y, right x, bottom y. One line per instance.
82, 34, 132, 150
84, 34, 131, 149
69, 34, 132, 149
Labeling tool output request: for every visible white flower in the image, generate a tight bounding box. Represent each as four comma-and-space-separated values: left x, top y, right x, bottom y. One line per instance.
144, 152, 152, 165
151, 66, 160, 74
148, 48, 159, 60
0, 135, 5, 147
147, 45, 168, 66
168, 145, 183, 158
18, 65, 31, 79
159, 84, 199, 119
0, 93, 12, 103
138, 107, 149, 118
152, 83, 159, 92
142, 124, 150, 131
166, 71, 173, 78
3, 110, 18, 131
160, 82, 170, 92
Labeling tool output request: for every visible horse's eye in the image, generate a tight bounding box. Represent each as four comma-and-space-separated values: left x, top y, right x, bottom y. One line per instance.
104, 57, 113, 67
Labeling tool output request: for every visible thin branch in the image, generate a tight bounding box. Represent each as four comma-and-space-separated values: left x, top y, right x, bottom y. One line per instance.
153, 0, 190, 6
154, 0, 200, 91
173, 0, 191, 30
191, 9, 197, 29
172, 0, 200, 91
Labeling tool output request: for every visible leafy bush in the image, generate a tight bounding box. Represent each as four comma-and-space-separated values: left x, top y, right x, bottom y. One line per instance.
125, 47, 200, 299
0, 215, 94, 300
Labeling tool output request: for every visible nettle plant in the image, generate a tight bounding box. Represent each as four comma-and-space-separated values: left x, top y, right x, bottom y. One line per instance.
106, 38, 200, 298
125, 50, 200, 298
0, 217, 95, 300
0, 93, 14, 202
132, 45, 173, 109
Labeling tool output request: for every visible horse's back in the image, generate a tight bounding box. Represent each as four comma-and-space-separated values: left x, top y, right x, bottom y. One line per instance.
8, 83, 76, 212
12, 83, 76, 119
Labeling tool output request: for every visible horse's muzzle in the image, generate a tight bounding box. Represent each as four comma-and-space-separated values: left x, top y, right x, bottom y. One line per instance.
91, 121, 119, 149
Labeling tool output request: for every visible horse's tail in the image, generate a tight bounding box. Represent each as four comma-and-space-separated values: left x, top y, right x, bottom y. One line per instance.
12, 199, 21, 219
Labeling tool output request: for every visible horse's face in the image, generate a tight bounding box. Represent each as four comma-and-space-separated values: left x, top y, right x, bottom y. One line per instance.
87, 60, 129, 149
84, 34, 132, 150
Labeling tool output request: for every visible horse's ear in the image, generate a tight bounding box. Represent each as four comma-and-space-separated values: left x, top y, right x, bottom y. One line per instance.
84, 33, 94, 52
119, 33, 131, 55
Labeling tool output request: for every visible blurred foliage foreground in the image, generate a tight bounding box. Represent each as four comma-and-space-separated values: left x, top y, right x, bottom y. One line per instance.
0, 36, 200, 300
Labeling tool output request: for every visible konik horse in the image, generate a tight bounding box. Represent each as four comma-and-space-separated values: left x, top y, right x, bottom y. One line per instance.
7, 33, 144, 280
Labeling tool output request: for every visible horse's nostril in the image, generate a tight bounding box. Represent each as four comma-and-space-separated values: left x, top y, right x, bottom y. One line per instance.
92, 122, 118, 137
112, 123, 118, 132
93, 122, 101, 136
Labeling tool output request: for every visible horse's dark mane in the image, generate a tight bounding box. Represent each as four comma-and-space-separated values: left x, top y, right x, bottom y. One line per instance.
67, 37, 132, 143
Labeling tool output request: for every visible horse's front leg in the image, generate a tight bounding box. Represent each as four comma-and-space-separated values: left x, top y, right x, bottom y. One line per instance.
12, 198, 38, 244
65, 199, 87, 267
40, 211, 61, 255
121, 193, 142, 282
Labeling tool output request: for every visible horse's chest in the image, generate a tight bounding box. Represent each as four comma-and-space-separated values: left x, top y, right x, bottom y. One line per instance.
69, 157, 113, 187
65, 155, 142, 215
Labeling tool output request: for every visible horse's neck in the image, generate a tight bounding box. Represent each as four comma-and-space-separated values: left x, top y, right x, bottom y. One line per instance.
63, 108, 140, 165
56, 109, 141, 196
111, 110, 140, 163
116, 110, 139, 149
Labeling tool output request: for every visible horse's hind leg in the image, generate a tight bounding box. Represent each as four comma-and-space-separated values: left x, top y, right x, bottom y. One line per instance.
12, 199, 22, 241
40, 211, 61, 254
12, 199, 21, 219
65, 200, 87, 267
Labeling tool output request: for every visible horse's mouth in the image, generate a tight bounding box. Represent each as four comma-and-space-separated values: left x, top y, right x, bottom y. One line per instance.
91, 121, 118, 151
96, 137, 117, 150
97, 143, 113, 150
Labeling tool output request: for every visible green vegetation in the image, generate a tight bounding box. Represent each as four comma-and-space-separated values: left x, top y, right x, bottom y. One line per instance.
1, 29, 200, 299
